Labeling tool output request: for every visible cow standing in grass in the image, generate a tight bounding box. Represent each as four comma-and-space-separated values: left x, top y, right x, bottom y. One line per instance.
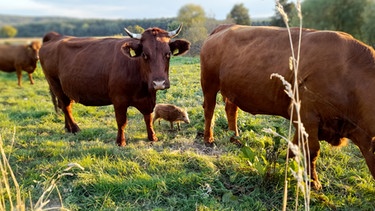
200, 24, 375, 190
39, 25, 190, 146
0, 41, 41, 86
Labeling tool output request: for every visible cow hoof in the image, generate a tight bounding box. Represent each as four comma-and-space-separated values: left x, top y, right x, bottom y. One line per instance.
230, 136, 243, 147
204, 142, 216, 148
149, 134, 158, 142
117, 142, 126, 147
72, 125, 81, 133
311, 180, 322, 190
66, 124, 81, 133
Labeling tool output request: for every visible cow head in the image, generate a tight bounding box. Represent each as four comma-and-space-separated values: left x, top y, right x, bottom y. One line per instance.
27, 41, 41, 61
121, 24, 190, 91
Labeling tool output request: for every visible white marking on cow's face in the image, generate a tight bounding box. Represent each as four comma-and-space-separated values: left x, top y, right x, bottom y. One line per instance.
153, 80, 166, 90
156, 36, 170, 43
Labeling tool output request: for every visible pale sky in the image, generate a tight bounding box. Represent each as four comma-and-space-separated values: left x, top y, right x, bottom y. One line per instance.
0, 0, 285, 20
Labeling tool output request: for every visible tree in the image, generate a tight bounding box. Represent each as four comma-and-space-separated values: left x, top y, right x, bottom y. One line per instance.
0, 25, 17, 38
177, 4, 206, 28
126, 25, 144, 34
302, 0, 368, 38
177, 4, 208, 55
361, 1, 375, 46
270, 0, 298, 27
227, 3, 251, 25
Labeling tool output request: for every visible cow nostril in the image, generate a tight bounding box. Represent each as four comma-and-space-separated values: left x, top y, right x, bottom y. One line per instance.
153, 80, 165, 90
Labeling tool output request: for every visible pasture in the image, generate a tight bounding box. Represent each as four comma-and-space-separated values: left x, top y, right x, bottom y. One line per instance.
0, 56, 374, 210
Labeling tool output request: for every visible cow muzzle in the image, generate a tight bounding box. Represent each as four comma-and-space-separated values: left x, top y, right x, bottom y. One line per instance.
153, 80, 168, 90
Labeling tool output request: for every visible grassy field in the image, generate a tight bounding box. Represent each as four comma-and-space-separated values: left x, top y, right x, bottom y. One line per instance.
0, 57, 374, 210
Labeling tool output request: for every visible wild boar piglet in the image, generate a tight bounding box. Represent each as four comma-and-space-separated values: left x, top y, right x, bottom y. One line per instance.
153, 103, 190, 130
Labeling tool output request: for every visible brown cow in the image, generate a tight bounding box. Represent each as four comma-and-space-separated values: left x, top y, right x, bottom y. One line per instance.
39, 25, 190, 146
0, 41, 41, 86
200, 24, 375, 190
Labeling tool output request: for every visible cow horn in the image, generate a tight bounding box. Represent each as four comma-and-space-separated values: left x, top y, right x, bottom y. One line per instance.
124, 28, 142, 39
168, 24, 183, 38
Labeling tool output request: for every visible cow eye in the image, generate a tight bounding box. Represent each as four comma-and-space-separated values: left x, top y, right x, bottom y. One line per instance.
142, 52, 148, 60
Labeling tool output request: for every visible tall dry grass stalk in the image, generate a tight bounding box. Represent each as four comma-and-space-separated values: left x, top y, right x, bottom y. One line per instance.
268, 0, 311, 210
0, 129, 24, 211
0, 129, 80, 211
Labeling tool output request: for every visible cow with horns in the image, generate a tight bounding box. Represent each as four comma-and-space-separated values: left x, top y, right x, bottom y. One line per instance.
39, 25, 190, 146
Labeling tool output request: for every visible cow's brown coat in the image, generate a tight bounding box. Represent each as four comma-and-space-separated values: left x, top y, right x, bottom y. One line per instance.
200, 24, 375, 189
0, 41, 41, 86
39, 27, 190, 146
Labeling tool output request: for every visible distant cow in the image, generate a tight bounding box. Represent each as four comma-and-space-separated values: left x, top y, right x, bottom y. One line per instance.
39, 25, 190, 146
200, 24, 375, 189
153, 103, 190, 130
0, 41, 41, 86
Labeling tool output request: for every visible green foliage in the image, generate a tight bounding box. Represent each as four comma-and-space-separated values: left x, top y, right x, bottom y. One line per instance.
125, 25, 144, 34
177, 4, 206, 28
361, 2, 375, 46
177, 4, 208, 56
270, 0, 298, 27
0, 25, 17, 38
227, 3, 251, 25
0, 57, 374, 210
4, 17, 175, 37
302, 0, 370, 40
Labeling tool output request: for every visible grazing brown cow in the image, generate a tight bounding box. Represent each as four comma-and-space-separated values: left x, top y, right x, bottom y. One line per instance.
39, 25, 190, 146
0, 41, 41, 86
200, 24, 375, 190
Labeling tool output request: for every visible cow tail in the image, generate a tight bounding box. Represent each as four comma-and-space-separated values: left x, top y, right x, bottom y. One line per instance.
50, 88, 60, 114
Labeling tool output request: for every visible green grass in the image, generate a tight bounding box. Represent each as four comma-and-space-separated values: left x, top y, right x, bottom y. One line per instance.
0, 57, 374, 210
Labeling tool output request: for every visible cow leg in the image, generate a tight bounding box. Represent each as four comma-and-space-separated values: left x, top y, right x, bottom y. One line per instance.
201, 61, 220, 147
202, 91, 218, 147
359, 146, 375, 180
144, 113, 158, 142
16, 68, 22, 86
169, 121, 174, 130
352, 134, 375, 180
224, 98, 241, 146
292, 122, 322, 190
28, 73, 34, 84
48, 79, 80, 133
61, 100, 80, 133
114, 105, 128, 146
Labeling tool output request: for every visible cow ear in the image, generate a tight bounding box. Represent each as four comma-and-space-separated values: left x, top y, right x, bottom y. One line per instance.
121, 42, 142, 58
169, 39, 190, 56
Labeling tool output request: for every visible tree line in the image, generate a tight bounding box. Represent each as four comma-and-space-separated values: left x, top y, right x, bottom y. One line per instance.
0, 17, 176, 37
